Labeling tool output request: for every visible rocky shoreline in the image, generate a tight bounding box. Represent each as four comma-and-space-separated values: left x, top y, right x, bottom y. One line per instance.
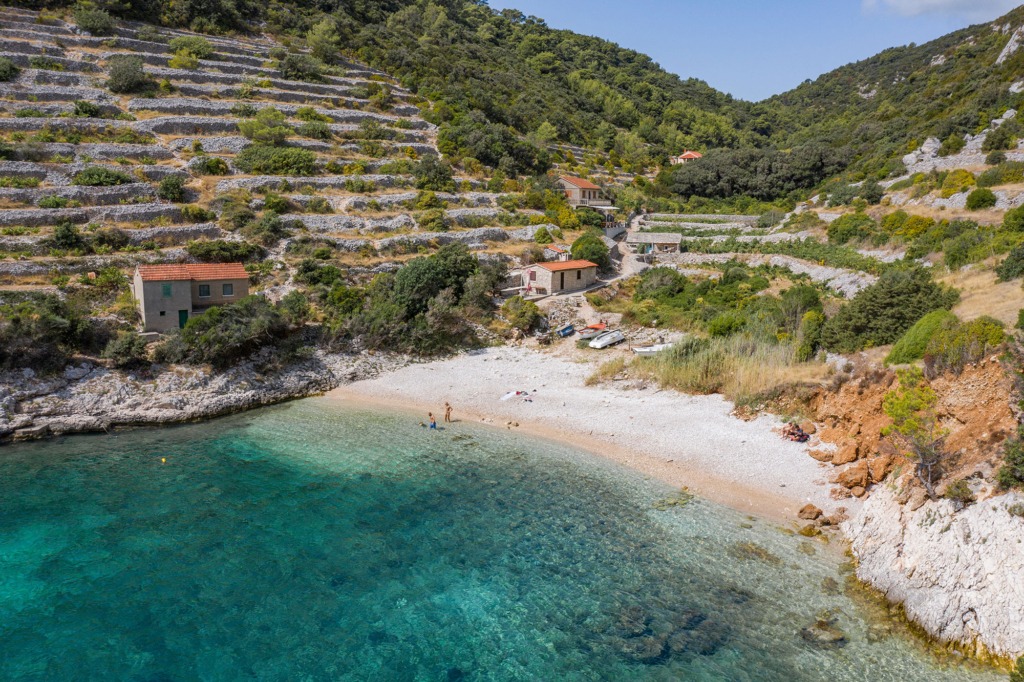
846, 486, 1024, 662
0, 349, 407, 442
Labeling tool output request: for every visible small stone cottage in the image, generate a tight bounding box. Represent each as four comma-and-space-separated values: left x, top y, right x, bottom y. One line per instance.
523, 259, 598, 295
558, 175, 611, 208
132, 263, 249, 332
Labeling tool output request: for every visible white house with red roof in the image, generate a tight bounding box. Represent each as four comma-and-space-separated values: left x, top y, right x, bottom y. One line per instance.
132, 263, 250, 332
669, 150, 703, 165
522, 259, 598, 295
558, 175, 611, 208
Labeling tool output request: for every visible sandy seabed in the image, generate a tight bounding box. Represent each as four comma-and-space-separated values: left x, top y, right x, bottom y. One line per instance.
327, 346, 856, 524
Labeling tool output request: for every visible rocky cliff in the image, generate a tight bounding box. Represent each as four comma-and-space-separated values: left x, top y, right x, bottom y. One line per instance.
846, 486, 1024, 659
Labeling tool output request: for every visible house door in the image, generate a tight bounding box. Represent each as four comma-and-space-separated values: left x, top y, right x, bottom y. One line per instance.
178, 310, 189, 329
559, 272, 565, 290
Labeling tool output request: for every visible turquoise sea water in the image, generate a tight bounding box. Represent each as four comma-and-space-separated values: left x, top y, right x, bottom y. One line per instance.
0, 399, 1002, 681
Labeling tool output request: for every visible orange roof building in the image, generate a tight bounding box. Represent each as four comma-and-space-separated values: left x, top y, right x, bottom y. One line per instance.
523, 259, 598, 295
557, 175, 611, 208
132, 263, 250, 333
670, 150, 703, 165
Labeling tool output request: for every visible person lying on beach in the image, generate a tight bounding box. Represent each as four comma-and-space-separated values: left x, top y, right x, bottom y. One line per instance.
782, 423, 809, 443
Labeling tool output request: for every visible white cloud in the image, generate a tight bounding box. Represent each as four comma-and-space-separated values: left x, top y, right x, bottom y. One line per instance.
863, 0, 1021, 19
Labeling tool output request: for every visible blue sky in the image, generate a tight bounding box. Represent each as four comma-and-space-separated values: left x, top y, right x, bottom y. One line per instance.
485, 0, 1022, 101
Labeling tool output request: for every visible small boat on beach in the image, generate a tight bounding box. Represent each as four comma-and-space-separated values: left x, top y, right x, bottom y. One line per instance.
589, 330, 626, 349
578, 324, 607, 340
556, 324, 575, 338
632, 343, 674, 356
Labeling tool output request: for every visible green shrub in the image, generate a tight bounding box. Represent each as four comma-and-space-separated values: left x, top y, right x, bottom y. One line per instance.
296, 121, 332, 140
72, 166, 133, 186
0, 176, 40, 188
242, 211, 292, 245
707, 311, 746, 337
238, 108, 291, 145
14, 108, 47, 118
230, 102, 258, 118
413, 156, 456, 192
72, 99, 101, 118
534, 226, 553, 244
417, 208, 449, 232
821, 268, 959, 353
106, 55, 154, 94
186, 239, 265, 263
0, 57, 19, 82
37, 195, 72, 208
0, 295, 90, 370
885, 309, 958, 365
982, 124, 1017, 152
168, 50, 200, 70
180, 204, 216, 222
262, 192, 293, 213
1004, 205, 1024, 233
977, 161, 1024, 188
29, 56, 63, 71
73, 5, 115, 35
827, 213, 875, 244
279, 53, 323, 82
796, 310, 825, 361
996, 244, 1024, 281
571, 230, 610, 270
295, 258, 343, 287
295, 106, 331, 122
234, 145, 318, 175
102, 330, 149, 368
93, 227, 129, 250
965, 188, 997, 210
938, 134, 966, 157
157, 175, 187, 202
168, 36, 213, 59
190, 156, 230, 175
1018, 308, 1024, 331
997, 432, 1024, 490
923, 315, 1005, 377
943, 479, 976, 510
306, 196, 333, 213
985, 150, 1007, 166
939, 169, 975, 198
155, 296, 290, 369
48, 221, 87, 250
307, 18, 341, 64
501, 295, 541, 331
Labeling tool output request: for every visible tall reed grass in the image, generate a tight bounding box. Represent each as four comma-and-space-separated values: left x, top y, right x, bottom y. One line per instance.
632, 335, 825, 405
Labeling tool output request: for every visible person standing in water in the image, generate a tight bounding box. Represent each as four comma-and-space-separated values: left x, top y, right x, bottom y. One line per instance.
444, 402, 452, 423
428, 413, 437, 430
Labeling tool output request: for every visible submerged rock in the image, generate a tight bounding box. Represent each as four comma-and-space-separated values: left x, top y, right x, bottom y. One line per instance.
800, 617, 847, 648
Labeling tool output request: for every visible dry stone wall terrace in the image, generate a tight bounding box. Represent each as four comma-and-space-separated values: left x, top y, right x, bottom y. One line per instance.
0, 6, 549, 294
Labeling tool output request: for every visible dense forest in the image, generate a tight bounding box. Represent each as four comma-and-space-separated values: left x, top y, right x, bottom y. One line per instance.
12, 0, 1024, 202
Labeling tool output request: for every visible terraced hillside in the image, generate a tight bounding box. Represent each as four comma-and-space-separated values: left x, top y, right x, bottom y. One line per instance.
0, 7, 568, 298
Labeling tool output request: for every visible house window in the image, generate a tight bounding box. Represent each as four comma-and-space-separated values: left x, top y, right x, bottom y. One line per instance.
161, 283, 172, 298
222, 283, 234, 297
576, 270, 582, 280
159, 311, 166, 317
198, 284, 211, 298
529, 270, 536, 281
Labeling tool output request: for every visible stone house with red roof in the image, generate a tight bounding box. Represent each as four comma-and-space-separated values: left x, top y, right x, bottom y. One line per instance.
558, 175, 611, 208
522, 259, 598, 295
669, 150, 703, 165
132, 263, 250, 332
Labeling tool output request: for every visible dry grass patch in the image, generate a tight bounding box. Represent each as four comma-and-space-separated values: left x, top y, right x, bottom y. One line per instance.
632, 335, 828, 405
585, 356, 628, 386
943, 267, 1024, 326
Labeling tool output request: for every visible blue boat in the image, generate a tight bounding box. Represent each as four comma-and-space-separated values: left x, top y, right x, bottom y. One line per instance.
556, 323, 575, 338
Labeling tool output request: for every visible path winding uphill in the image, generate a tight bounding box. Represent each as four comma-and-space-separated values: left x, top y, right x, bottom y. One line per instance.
0, 7, 547, 287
